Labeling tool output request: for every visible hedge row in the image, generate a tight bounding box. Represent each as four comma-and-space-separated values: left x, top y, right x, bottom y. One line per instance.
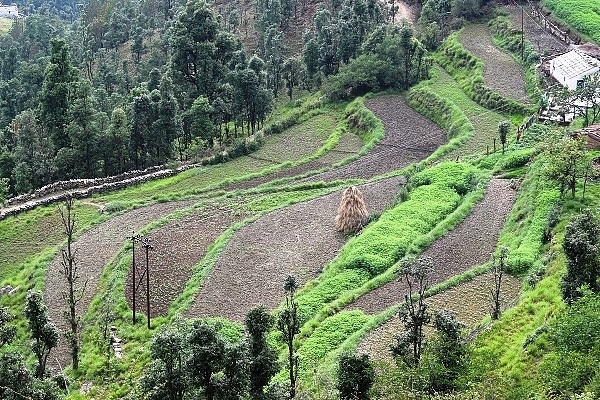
508, 189, 560, 274
407, 87, 474, 141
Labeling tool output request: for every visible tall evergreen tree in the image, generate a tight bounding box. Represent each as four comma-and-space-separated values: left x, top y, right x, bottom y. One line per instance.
39, 38, 77, 152
278, 275, 300, 400
245, 307, 279, 400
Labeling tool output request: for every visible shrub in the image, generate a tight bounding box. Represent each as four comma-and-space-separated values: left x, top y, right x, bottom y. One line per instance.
337, 353, 375, 400
495, 148, 535, 171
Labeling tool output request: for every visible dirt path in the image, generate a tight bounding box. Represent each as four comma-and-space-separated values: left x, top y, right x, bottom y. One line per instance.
44, 200, 194, 370
394, 0, 420, 24
345, 178, 518, 315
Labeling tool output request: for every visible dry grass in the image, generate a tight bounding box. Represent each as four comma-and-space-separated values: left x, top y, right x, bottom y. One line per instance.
335, 186, 369, 234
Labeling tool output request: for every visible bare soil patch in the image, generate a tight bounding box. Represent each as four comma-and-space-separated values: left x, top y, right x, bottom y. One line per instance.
505, 5, 568, 56
357, 272, 522, 364
44, 200, 194, 369
302, 96, 447, 183
187, 177, 403, 322
226, 130, 364, 191
124, 204, 251, 317
459, 24, 531, 104
345, 178, 518, 315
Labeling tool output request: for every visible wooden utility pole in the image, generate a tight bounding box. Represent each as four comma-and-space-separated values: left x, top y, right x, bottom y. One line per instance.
130, 232, 153, 328
143, 240, 153, 329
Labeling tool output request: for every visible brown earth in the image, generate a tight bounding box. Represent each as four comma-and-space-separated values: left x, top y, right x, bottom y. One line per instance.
505, 4, 568, 56
124, 203, 252, 318
302, 95, 447, 183
345, 178, 518, 315
459, 24, 531, 104
187, 95, 447, 321
356, 272, 522, 364
44, 201, 195, 370
186, 177, 403, 322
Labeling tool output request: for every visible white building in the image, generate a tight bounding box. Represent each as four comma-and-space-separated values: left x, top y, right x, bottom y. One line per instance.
549, 49, 600, 90
0, 5, 18, 19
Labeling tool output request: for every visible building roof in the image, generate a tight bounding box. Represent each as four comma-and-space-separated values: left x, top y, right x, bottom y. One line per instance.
551, 49, 600, 80
0, 5, 18, 18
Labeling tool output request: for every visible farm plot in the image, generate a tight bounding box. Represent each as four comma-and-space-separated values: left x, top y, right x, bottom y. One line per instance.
186, 177, 403, 322
124, 203, 252, 318
44, 200, 195, 369
346, 178, 517, 315
302, 95, 447, 183
226, 129, 364, 190
356, 272, 522, 364
541, 0, 600, 45
187, 95, 448, 321
429, 65, 509, 159
459, 24, 531, 104
505, 5, 567, 55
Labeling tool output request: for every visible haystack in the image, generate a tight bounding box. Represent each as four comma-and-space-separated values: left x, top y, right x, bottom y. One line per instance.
335, 186, 369, 233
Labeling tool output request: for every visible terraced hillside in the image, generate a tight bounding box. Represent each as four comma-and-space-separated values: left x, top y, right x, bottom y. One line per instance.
0, 14, 564, 399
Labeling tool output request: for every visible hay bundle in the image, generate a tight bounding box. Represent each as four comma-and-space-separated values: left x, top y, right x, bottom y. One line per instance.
335, 186, 369, 233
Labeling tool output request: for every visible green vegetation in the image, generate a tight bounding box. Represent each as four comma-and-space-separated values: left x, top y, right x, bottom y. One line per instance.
543, 0, 600, 44
435, 32, 533, 116
2, 1, 600, 399
0, 17, 12, 34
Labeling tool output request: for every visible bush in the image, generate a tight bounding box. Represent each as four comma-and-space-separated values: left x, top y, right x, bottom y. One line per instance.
337, 353, 375, 400
541, 292, 600, 395
496, 148, 535, 171
407, 87, 474, 140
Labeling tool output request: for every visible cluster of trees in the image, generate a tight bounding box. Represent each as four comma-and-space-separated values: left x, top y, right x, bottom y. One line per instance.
0, 0, 275, 198
0, 291, 64, 400
389, 256, 469, 394
139, 276, 299, 400
561, 208, 600, 304
537, 209, 600, 396
1, 0, 480, 200
138, 274, 380, 400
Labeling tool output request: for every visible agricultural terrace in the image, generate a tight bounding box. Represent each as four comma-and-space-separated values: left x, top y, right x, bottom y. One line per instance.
0, 7, 596, 400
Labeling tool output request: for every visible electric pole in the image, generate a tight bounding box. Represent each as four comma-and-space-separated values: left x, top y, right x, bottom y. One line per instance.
129, 232, 153, 329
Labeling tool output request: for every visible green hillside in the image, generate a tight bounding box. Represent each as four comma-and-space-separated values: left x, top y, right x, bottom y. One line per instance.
1, 0, 600, 399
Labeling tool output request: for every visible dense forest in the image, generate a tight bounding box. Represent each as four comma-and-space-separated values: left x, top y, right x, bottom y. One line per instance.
0, 0, 476, 199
